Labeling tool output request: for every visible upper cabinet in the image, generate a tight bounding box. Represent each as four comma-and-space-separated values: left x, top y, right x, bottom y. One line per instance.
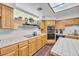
0, 4, 14, 29
55, 18, 79, 29
55, 21, 65, 29
0, 5, 1, 16
39, 20, 56, 33
45, 20, 56, 26
63, 18, 79, 26
39, 20, 45, 30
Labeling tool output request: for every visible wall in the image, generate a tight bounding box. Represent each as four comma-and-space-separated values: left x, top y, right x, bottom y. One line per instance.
14, 9, 39, 20
0, 25, 41, 40
63, 25, 79, 35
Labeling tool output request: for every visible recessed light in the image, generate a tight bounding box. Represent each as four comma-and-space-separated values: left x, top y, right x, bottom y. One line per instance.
37, 7, 43, 11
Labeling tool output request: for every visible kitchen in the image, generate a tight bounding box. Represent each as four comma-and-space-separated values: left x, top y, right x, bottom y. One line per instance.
0, 3, 79, 56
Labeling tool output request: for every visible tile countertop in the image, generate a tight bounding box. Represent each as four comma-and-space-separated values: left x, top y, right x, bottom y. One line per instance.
0, 33, 46, 48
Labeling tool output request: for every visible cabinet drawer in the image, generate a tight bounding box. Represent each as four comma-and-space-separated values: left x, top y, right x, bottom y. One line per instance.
2, 50, 18, 56
0, 44, 18, 55
28, 38, 36, 43
19, 40, 28, 48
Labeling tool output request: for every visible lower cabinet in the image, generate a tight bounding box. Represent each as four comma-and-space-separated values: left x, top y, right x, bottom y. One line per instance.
19, 46, 29, 56
18, 40, 29, 56
3, 50, 18, 56
0, 44, 18, 56
28, 34, 47, 56
0, 34, 47, 56
41, 34, 47, 47
28, 38, 36, 56
36, 37, 42, 50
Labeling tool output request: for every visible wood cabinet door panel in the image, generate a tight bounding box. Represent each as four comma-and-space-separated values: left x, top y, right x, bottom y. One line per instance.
28, 39, 36, 56
29, 44, 34, 56
1, 44, 18, 55
2, 50, 18, 56
19, 40, 28, 48
19, 46, 29, 56
0, 4, 13, 28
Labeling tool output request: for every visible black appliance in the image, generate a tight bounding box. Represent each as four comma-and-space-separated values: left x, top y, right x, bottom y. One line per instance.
55, 29, 64, 41
47, 26, 55, 39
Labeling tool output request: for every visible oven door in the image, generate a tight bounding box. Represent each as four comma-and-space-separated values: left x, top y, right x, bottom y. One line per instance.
47, 34, 55, 39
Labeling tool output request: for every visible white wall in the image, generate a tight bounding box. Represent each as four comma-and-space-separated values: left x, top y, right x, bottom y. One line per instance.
63, 26, 79, 35
0, 25, 41, 40
39, 14, 56, 20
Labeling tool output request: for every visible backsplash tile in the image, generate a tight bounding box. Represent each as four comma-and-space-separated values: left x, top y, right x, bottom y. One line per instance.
63, 25, 79, 35
0, 25, 41, 40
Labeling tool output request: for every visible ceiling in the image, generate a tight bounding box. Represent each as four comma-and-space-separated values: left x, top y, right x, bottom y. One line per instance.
15, 3, 55, 18
3, 3, 79, 20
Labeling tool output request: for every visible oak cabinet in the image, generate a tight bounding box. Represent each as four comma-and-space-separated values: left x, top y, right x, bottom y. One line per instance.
0, 44, 18, 56
0, 34, 47, 56
19, 46, 29, 56
28, 34, 47, 56
62, 18, 79, 26
39, 20, 45, 30
28, 38, 36, 56
3, 50, 18, 56
39, 20, 56, 33
55, 21, 65, 29
0, 4, 13, 28
39, 20, 46, 33
0, 7, 1, 16
45, 20, 55, 26
19, 40, 29, 56
36, 37, 42, 50
41, 34, 47, 47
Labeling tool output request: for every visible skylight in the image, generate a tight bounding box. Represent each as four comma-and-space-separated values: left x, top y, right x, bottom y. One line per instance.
50, 3, 64, 8
49, 3, 65, 12
49, 3, 79, 12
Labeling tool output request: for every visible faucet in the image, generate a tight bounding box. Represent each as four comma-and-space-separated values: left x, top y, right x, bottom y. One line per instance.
74, 30, 77, 35
32, 32, 37, 36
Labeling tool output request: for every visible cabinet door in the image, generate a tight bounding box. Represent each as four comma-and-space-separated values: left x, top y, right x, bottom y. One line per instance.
5, 6, 11, 28
29, 44, 34, 56
41, 36, 44, 46
29, 39, 36, 56
36, 37, 42, 50
56, 21, 65, 29
9, 7, 14, 28
51, 20, 55, 26
19, 46, 29, 56
46, 20, 51, 26
39, 20, 46, 33
3, 50, 18, 56
1, 5, 13, 28
46, 20, 55, 26
39, 21, 44, 29
43, 35, 47, 44
0, 44, 18, 56
0, 7, 2, 27
0, 7, 1, 16
41, 35, 47, 46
